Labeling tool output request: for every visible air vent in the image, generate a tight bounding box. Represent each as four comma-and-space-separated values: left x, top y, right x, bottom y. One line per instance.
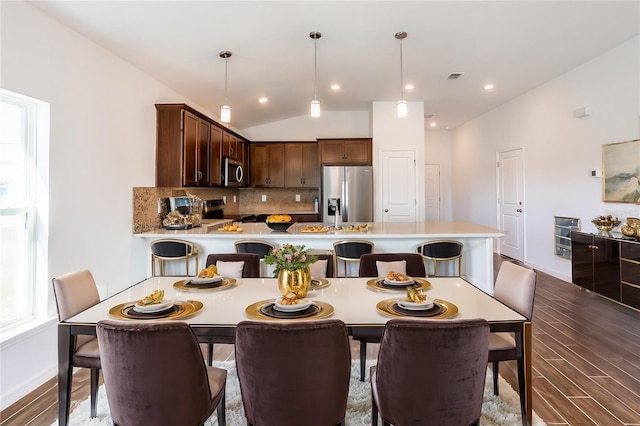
447, 72, 464, 80
424, 114, 435, 119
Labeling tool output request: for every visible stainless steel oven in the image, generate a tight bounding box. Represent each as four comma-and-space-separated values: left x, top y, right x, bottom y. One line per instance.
223, 157, 244, 187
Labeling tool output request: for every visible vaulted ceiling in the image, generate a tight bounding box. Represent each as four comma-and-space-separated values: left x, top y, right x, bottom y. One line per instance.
29, 1, 640, 130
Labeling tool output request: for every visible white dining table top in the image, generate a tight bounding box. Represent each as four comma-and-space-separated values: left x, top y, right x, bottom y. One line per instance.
64, 276, 526, 327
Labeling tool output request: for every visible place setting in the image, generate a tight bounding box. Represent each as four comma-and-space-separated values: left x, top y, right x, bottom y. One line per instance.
245, 293, 334, 321
375, 286, 458, 319
172, 264, 237, 291
108, 289, 204, 320
366, 271, 431, 293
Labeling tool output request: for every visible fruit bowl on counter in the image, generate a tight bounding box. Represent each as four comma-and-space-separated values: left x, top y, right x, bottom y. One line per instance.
265, 214, 294, 232
591, 215, 621, 232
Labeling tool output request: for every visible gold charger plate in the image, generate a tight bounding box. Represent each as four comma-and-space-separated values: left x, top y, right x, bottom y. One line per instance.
217, 229, 244, 232
310, 278, 330, 289
376, 298, 458, 319
366, 277, 431, 293
173, 277, 237, 292
245, 299, 334, 321
109, 300, 203, 320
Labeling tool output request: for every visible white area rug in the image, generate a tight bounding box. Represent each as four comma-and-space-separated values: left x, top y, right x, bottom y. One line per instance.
60, 361, 546, 426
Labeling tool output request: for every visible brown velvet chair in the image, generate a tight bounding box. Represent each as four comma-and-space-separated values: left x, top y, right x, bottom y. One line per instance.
371, 319, 490, 426
311, 252, 336, 278
96, 320, 226, 426
52, 270, 101, 418
205, 252, 261, 278
355, 253, 427, 381
235, 320, 351, 426
489, 261, 537, 422
200, 253, 261, 365
358, 253, 427, 277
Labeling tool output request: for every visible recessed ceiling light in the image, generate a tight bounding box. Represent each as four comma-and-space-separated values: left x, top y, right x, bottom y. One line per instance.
429, 122, 437, 127
484, 84, 494, 90
330, 84, 340, 90
405, 84, 414, 90
258, 97, 268, 103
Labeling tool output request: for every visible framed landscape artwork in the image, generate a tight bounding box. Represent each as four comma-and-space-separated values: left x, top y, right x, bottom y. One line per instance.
602, 139, 640, 203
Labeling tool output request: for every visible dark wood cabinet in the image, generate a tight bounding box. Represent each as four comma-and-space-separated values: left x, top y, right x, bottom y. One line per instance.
156, 105, 211, 187
156, 103, 249, 188
285, 143, 319, 188
209, 125, 223, 186
223, 132, 239, 160
250, 143, 285, 187
318, 138, 372, 165
571, 231, 627, 306
620, 242, 640, 309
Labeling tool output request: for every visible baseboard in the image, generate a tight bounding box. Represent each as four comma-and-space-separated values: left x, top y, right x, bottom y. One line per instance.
523, 260, 571, 283
1, 365, 57, 411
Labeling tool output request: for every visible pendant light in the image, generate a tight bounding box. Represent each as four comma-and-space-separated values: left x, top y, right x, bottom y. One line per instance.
219, 50, 232, 123
395, 32, 408, 118
310, 31, 322, 118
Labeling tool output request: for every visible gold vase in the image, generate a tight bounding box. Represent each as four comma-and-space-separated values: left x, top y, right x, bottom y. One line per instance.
278, 267, 311, 298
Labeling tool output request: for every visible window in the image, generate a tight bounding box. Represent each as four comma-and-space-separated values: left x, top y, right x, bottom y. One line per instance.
0, 89, 49, 334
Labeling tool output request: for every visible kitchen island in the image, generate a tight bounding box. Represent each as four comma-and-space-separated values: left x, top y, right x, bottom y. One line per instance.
135, 222, 503, 293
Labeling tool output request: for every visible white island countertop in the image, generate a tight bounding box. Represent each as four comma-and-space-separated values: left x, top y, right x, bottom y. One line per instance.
135, 222, 503, 294
135, 221, 502, 239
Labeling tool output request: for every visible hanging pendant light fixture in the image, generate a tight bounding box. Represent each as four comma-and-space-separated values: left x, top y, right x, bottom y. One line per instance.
219, 50, 232, 123
395, 32, 408, 118
310, 31, 322, 118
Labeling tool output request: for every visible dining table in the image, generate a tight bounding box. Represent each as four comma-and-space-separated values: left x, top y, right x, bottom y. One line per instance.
58, 275, 532, 426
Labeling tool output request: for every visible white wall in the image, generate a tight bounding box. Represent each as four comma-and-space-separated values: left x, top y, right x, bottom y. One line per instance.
452, 36, 640, 281
241, 110, 371, 140
0, 1, 211, 408
425, 130, 453, 221
372, 101, 425, 222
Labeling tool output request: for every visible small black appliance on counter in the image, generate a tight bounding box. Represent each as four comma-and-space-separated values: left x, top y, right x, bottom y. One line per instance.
203, 199, 225, 219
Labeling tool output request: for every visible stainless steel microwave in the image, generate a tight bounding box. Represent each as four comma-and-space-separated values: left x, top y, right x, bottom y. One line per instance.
223, 157, 244, 187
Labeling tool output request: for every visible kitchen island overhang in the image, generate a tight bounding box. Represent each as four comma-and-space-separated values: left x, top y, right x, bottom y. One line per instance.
135, 221, 503, 294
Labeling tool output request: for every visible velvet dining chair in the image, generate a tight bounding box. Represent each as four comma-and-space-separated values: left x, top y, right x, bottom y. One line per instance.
489, 261, 537, 423
371, 318, 490, 426
235, 319, 351, 426
96, 320, 227, 426
199, 252, 261, 366
52, 269, 102, 418
355, 253, 427, 381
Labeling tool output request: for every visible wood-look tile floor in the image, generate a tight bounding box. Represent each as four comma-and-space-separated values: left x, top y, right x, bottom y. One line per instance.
2, 255, 640, 426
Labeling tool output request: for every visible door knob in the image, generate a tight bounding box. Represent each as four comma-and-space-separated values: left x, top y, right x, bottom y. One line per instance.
517, 209, 523, 212
384, 209, 389, 213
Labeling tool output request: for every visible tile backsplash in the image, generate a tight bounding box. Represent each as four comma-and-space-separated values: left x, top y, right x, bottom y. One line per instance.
133, 187, 319, 233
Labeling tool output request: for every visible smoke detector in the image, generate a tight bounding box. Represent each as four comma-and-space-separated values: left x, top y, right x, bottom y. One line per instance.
447, 72, 464, 80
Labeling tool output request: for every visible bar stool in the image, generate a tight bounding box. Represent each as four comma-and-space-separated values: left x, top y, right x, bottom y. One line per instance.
416, 240, 463, 277
234, 239, 277, 277
150, 239, 199, 276
333, 240, 374, 277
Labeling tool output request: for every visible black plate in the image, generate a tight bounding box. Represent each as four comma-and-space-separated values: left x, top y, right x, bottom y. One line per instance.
376, 279, 419, 289
184, 279, 225, 289
122, 304, 181, 319
390, 302, 446, 317
259, 303, 320, 319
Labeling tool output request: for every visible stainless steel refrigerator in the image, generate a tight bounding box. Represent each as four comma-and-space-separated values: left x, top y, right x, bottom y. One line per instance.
321, 165, 373, 224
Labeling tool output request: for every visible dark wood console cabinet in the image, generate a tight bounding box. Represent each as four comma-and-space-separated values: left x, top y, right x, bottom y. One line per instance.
571, 231, 640, 309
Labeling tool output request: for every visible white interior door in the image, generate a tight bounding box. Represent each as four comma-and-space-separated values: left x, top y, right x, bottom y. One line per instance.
381, 150, 416, 222
498, 148, 525, 261
425, 164, 440, 221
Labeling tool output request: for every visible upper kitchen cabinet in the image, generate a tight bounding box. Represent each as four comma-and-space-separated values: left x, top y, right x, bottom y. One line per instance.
285, 143, 319, 188
223, 132, 239, 160
250, 143, 285, 187
209, 125, 223, 186
318, 138, 372, 165
156, 104, 211, 187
